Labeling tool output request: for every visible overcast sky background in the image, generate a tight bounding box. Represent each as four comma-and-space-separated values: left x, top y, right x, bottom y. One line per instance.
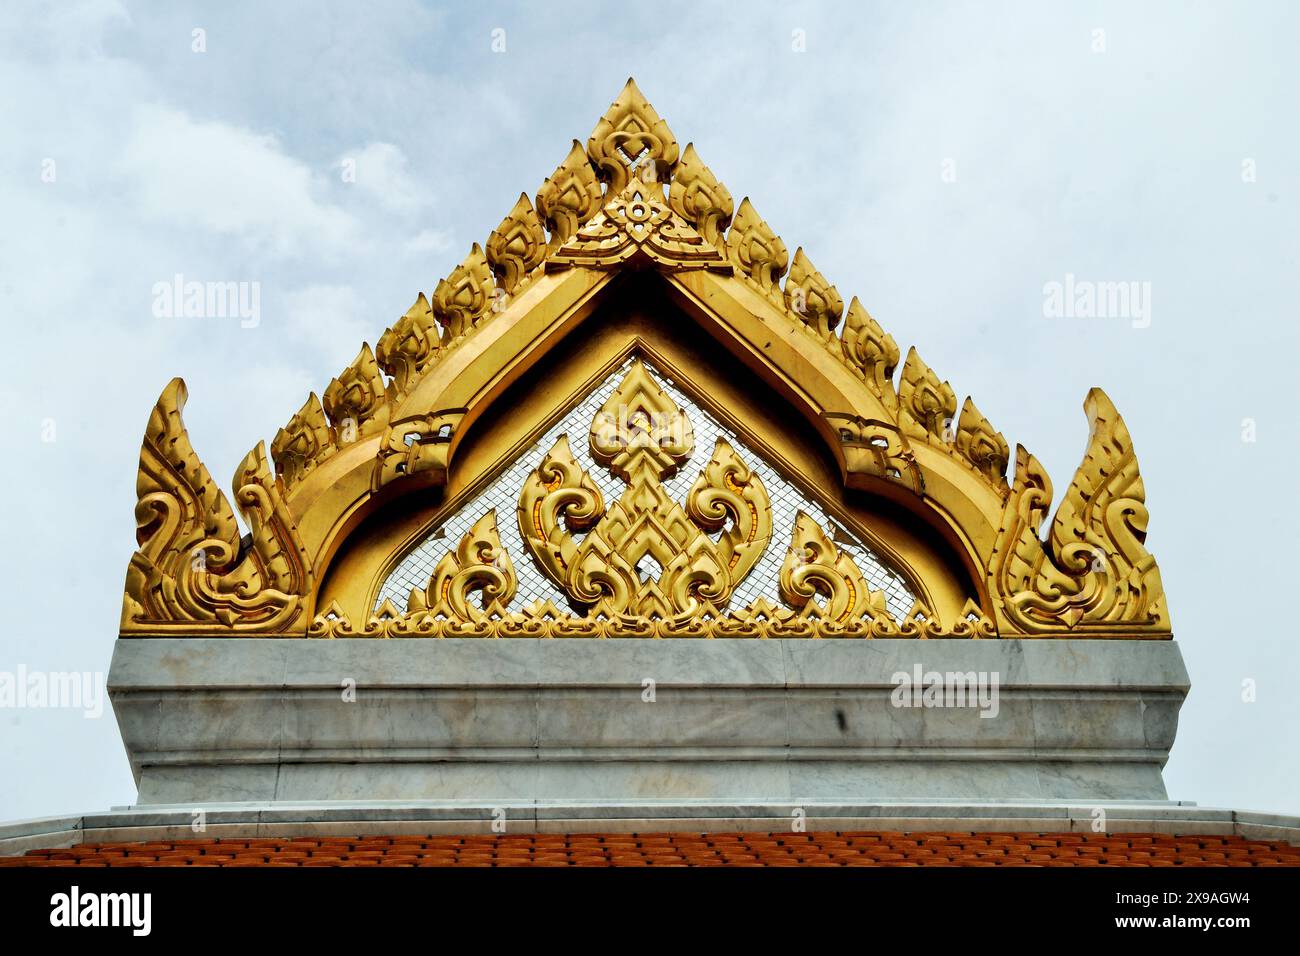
1, 0, 1296, 822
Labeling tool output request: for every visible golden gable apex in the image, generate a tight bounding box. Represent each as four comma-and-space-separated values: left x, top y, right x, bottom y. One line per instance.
121, 78, 1170, 640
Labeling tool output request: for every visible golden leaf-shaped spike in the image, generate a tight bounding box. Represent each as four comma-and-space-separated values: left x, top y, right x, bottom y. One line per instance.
898, 347, 958, 443
686, 438, 772, 586
270, 393, 336, 490
778, 512, 875, 624
517, 435, 605, 588
536, 140, 604, 250
725, 197, 788, 296
323, 343, 391, 443
423, 511, 517, 622
122, 379, 311, 632
954, 397, 1010, 489
586, 77, 679, 193
989, 391, 1169, 635
589, 358, 693, 481
784, 247, 844, 341
841, 297, 900, 404
668, 143, 733, 248
376, 292, 439, 394
231, 442, 314, 602
432, 243, 495, 341
485, 192, 546, 295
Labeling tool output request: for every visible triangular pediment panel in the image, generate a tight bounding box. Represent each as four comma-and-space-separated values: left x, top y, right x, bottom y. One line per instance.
377, 356, 917, 624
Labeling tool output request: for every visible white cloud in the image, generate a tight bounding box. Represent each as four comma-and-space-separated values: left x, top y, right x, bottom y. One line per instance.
340, 141, 435, 214
117, 105, 356, 257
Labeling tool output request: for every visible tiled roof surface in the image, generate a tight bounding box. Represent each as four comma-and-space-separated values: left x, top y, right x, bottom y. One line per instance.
5, 832, 1300, 866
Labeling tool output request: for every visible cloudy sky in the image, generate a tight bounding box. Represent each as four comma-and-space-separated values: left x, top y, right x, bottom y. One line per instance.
1, 0, 1296, 822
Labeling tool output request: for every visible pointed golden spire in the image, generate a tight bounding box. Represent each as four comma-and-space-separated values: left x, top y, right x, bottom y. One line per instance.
432, 243, 495, 340
323, 343, 391, 442
586, 77, 679, 192
485, 192, 547, 294
898, 347, 958, 443
668, 143, 733, 247
784, 247, 844, 341
271, 393, 336, 489
726, 197, 788, 296
536, 140, 604, 250
841, 297, 900, 404
376, 292, 440, 394
954, 396, 1010, 489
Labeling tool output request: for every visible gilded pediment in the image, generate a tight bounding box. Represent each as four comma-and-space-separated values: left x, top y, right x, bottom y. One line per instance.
120, 78, 1169, 640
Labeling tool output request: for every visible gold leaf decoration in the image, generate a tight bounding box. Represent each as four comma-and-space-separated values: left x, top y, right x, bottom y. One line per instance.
548, 179, 730, 273
954, 397, 1010, 490
725, 197, 789, 297
586, 77, 680, 193
517, 360, 768, 620
432, 243, 495, 341
841, 297, 900, 406
373, 410, 464, 490
779, 512, 887, 624
535, 140, 603, 250
376, 293, 440, 394
686, 438, 773, 585
784, 247, 844, 341
407, 511, 517, 622
668, 143, 733, 248
898, 347, 958, 443
123, 380, 312, 633
485, 192, 547, 295
989, 390, 1168, 634
322, 343, 391, 444
270, 393, 336, 490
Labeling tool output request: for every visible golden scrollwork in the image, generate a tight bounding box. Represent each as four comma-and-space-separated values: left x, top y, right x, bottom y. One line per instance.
780, 511, 887, 624
486, 192, 547, 295
536, 140, 604, 251
548, 179, 731, 273
988, 390, 1168, 634
373, 410, 465, 489
586, 77, 680, 193
271, 393, 336, 490
127, 79, 1170, 642
517, 360, 768, 619
406, 511, 517, 622
323, 343, 391, 444
123, 380, 313, 633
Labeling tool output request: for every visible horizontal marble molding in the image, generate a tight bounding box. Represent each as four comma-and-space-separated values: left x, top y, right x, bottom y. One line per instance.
108, 639, 1190, 807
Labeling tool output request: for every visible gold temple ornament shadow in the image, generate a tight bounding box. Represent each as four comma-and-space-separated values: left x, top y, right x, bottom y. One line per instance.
121, 78, 1169, 641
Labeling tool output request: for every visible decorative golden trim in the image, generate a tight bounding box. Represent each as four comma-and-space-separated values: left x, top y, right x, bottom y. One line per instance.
988, 390, 1168, 634
668, 143, 733, 248
485, 192, 547, 296
586, 77, 680, 193
536, 140, 603, 251
323, 344, 391, 444
123, 380, 313, 633
271, 393, 335, 490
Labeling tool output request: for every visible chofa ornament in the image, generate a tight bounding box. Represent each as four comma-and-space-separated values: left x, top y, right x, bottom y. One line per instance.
121, 78, 1169, 640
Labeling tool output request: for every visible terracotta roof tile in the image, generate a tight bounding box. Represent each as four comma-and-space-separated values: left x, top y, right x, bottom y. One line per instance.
3, 832, 1297, 867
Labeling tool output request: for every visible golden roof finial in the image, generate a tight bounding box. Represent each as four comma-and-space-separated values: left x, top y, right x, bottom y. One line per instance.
587, 77, 680, 193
